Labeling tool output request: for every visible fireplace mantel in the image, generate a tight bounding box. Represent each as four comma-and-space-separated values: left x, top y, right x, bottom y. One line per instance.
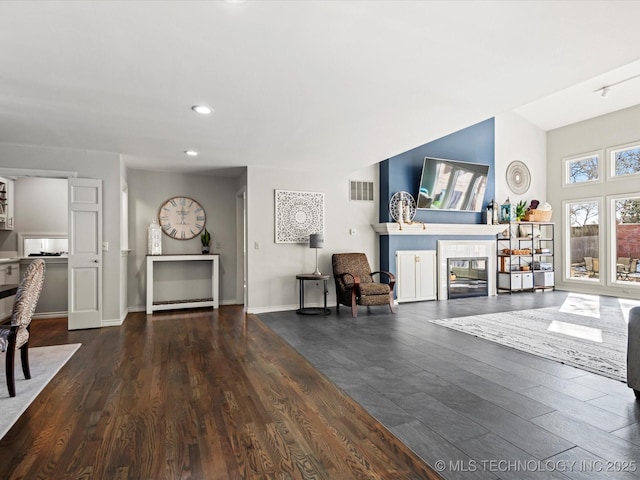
371, 223, 506, 236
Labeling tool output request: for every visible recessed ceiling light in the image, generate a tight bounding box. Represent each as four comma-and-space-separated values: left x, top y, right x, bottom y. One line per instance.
184, 150, 199, 156
191, 105, 213, 115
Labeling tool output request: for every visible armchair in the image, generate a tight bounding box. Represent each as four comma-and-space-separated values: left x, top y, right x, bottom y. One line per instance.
331, 253, 396, 318
0, 259, 45, 397
629, 305, 640, 399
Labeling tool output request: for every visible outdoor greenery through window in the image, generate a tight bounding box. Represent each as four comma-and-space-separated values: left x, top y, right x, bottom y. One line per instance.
611, 144, 640, 177
568, 200, 599, 280
565, 154, 599, 184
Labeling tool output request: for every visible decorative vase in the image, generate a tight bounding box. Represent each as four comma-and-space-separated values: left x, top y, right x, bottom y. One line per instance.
202, 245, 210, 254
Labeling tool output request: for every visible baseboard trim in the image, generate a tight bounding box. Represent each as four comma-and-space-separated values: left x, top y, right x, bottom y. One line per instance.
33, 311, 67, 319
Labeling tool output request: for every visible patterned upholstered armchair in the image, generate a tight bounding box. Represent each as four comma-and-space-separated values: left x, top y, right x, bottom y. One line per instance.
332, 253, 396, 318
0, 259, 46, 397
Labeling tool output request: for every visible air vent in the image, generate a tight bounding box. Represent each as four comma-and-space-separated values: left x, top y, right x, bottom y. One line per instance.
349, 180, 374, 201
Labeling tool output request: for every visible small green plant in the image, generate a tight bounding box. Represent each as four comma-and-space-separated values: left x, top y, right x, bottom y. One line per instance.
201, 228, 211, 246
515, 200, 527, 221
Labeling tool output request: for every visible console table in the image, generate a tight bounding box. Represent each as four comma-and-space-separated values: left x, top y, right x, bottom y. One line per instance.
146, 254, 219, 314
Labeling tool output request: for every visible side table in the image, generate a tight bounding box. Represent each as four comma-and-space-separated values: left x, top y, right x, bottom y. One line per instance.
296, 274, 330, 315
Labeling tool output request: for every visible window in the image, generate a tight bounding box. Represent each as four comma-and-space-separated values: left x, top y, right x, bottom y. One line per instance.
612, 195, 640, 284
566, 200, 600, 280
610, 143, 640, 178
564, 152, 600, 185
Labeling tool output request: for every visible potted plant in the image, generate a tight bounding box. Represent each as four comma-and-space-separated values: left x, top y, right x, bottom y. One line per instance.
515, 200, 527, 221
201, 228, 211, 254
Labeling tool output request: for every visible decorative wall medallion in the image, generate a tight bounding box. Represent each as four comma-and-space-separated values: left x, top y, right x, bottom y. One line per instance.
275, 190, 324, 243
389, 191, 416, 222
506, 161, 531, 195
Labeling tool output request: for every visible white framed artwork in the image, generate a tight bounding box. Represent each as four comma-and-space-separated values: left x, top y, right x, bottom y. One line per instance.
275, 190, 324, 243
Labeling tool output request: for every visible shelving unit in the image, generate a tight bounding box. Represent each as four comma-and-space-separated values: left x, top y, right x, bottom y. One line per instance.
497, 222, 554, 293
0, 177, 14, 231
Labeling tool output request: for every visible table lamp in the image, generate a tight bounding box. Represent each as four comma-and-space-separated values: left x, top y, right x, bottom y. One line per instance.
309, 233, 324, 275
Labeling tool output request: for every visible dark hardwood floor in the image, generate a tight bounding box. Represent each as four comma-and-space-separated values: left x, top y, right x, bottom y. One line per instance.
0, 307, 441, 480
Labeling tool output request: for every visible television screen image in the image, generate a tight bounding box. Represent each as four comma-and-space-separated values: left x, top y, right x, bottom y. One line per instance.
417, 157, 489, 211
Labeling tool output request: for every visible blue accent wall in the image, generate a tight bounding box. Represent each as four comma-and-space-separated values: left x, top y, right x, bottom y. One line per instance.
379, 118, 496, 278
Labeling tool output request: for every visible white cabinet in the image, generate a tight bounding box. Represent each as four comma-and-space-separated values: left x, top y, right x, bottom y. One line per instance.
396, 250, 436, 303
0, 177, 14, 231
0, 261, 19, 320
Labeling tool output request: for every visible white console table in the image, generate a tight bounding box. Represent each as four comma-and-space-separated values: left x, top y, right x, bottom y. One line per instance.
146, 254, 219, 314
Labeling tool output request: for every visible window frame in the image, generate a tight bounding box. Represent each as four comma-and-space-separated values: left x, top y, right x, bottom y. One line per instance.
607, 141, 640, 181
608, 193, 640, 287
562, 150, 603, 187
563, 197, 603, 283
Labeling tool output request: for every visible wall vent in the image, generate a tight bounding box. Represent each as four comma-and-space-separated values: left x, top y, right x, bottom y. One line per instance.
349, 180, 374, 201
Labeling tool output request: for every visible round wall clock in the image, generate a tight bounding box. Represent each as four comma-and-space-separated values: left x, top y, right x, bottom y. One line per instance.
506, 160, 531, 195
158, 196, 206, 240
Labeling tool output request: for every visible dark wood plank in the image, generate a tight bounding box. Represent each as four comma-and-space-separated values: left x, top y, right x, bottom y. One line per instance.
0, 307, 440, 479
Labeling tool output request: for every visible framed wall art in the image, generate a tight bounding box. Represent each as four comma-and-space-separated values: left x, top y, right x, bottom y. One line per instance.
275, 190, 324, 243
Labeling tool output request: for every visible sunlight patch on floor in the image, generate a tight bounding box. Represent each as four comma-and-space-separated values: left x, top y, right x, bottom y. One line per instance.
558, 293, 601, 318
547, 320, 603, 342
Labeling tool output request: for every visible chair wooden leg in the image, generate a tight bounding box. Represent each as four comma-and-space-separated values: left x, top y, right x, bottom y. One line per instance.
351, 290, 358, 318
6, 348, 16, 398
389, 292, 397, 313
20, 343, 31, 380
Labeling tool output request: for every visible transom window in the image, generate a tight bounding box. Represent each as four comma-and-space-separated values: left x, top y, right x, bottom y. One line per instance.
564, 152, 600, 185
610, 143, 640, 178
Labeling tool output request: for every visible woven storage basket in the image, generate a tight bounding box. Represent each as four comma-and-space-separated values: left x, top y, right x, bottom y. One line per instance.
524, 209, 552, 222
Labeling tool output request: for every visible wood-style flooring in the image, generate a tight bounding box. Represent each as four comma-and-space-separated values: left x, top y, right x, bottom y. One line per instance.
261, 291, 640, 480
0, 307, 441, 480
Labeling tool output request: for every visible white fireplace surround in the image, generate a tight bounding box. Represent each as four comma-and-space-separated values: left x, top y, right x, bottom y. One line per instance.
437, 240, 497, 300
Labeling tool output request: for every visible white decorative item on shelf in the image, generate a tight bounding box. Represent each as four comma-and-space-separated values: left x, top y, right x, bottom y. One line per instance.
389, 191, 416, 222
148, 219, 162, 255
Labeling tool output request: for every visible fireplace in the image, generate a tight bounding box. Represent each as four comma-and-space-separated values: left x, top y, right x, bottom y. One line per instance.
447, 257, 488, 299
437, 240, 496, 300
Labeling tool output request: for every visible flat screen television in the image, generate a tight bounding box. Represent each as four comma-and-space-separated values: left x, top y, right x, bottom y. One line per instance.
417, 157, 489, 211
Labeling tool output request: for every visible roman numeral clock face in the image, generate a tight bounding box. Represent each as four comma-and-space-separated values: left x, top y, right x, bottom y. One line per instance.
158, 196, 206, 240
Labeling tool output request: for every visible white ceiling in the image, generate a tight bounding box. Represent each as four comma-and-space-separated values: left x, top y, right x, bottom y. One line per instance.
1, 1, 640, 176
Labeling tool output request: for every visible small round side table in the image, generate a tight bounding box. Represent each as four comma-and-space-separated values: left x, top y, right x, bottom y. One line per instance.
296, 274, 331, 315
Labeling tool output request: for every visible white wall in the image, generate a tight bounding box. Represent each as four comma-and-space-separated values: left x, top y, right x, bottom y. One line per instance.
547, 103, 640, 300
494, 111, 547, 207
14, 177, 68, 234
246, 164, 379, 313
127, 169, 241, 309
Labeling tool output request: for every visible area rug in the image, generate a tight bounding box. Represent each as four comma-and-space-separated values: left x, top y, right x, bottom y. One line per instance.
0, 343, 81, 439
428, 304, 637, 382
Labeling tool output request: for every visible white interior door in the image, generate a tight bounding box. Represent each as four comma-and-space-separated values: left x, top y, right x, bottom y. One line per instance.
68, 178, 102, 330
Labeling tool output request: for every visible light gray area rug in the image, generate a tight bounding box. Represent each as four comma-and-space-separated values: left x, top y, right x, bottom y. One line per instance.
428, 302, 639, 382
0, 343, 81, 439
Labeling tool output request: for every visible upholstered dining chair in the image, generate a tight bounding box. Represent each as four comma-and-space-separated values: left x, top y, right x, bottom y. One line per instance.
332, 253, 396, 318
0, 259, 45, 397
